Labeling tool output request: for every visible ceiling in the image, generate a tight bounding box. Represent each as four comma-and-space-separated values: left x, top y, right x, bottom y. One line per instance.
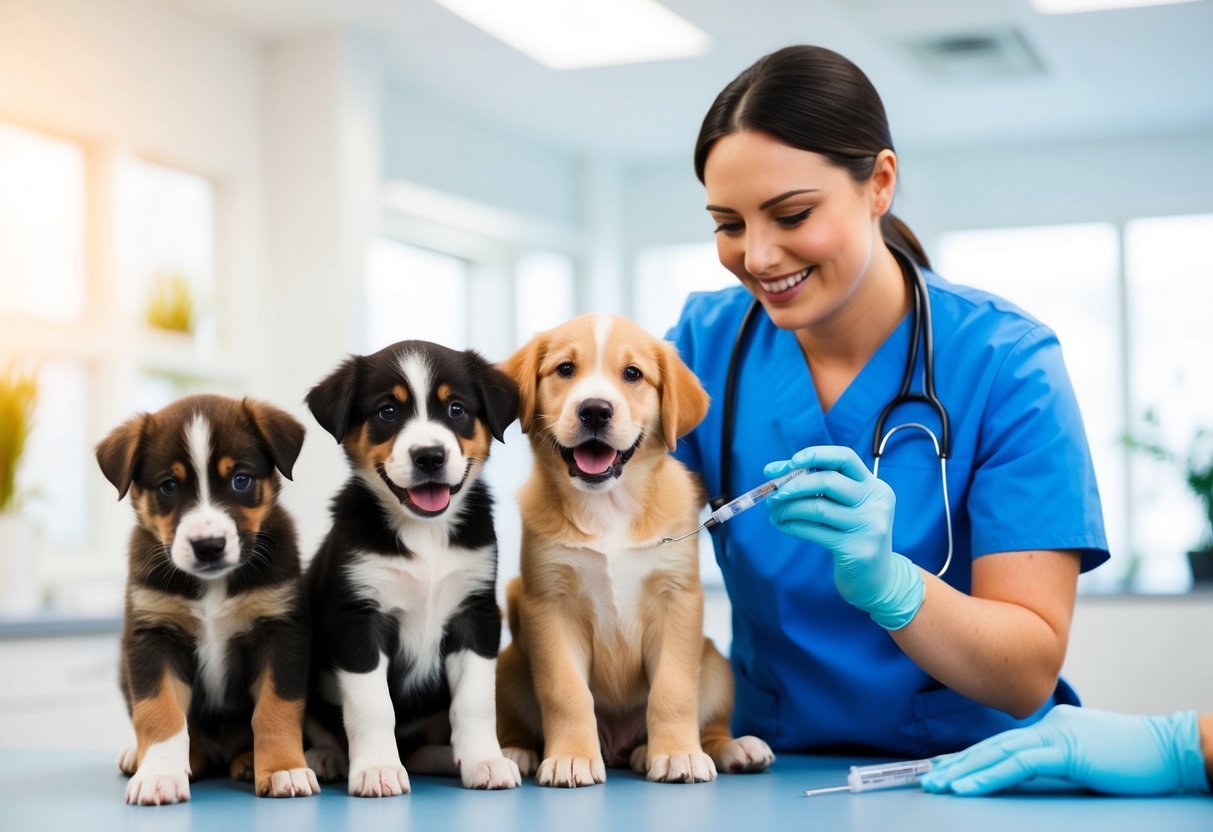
168, 0, 1213, 161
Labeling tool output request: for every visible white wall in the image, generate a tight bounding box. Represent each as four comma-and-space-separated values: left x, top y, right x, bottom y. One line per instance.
1063, 593, 1213, 713
383, 85, 579, 227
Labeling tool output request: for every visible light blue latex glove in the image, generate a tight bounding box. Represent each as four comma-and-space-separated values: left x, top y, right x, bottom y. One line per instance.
921, 704, 1212, 796
764, 445, 924, 630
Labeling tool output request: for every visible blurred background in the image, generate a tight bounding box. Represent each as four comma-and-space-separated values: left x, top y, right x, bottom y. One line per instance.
0, 0, 1210, 750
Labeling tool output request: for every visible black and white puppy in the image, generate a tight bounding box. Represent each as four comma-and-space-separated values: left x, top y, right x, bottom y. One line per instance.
303, 340, 521, 795
96, 394, 316, 805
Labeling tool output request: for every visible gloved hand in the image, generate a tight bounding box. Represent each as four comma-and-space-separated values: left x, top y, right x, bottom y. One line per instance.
764, 445, 923, 630
921, 704, 1212, 796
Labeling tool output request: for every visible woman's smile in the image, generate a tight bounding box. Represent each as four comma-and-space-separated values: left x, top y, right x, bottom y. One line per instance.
756, 266, 813, 302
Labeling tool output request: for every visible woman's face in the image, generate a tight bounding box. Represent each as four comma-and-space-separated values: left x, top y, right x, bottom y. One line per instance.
703, 129, 892, 331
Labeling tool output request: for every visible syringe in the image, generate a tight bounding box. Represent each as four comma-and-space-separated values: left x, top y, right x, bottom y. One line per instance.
661, 468, 810, 544
803, 759, 932, 796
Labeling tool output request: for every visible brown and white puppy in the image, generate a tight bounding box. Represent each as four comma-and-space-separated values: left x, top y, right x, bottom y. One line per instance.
496, 313, 774, 787
96, 394, 316, 805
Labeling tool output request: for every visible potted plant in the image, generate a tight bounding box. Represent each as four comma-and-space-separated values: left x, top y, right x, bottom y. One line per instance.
1125, 410, 1213, 584
0, 363, 40, 616
145, 271, 196, 335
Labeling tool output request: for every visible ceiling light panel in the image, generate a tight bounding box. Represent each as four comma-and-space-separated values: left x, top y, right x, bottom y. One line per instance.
433, 0, 712, 70
1031, 0, 1203, 14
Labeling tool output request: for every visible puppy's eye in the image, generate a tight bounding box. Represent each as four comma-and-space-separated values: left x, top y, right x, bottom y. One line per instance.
231, 473, 252, 493
623, 366, 643, 383
378, 404, 398, 423
448, 401, 465, 418
159, 479, 178, 497
556, 362, 575, 378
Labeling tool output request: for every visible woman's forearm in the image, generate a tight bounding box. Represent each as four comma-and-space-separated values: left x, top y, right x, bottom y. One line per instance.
889, 551, 1081, 718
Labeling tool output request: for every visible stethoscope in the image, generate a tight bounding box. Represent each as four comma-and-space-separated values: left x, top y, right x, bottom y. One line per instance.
711, 243, 954, 577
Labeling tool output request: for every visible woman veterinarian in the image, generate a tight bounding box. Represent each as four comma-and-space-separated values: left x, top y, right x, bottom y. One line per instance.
667, 44, 1109, 757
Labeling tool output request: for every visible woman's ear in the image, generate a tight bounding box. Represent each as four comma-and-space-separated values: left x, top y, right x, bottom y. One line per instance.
499, 335, 546, 434
871, 149, 898, 216
658, 340, 710, 451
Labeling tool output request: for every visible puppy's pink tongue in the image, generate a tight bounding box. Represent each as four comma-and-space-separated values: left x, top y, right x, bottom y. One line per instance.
407, 484, 451, 512
573, 443, 617, 475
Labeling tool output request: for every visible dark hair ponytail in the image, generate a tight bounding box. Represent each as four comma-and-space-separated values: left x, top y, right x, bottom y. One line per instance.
694, 45, 930, 270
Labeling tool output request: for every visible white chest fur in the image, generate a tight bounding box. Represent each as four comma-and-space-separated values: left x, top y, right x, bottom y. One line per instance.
189, 583, 273, 706
345, 534, 496, 691
554, 540, 687, 644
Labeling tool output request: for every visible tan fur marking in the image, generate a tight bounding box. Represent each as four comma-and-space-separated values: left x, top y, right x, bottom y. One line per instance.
131, 671, 191, 767
171, 461, 187, 482
129, 583, 297, 640
393, 384, 409, 403
457, 420, 492, 463
218, 457, 235, 478
136, 488, 176, 546
437, 383, 452, 403
129, 587, 200, 637
238, 504, 270, 536
251, 666, 308, 795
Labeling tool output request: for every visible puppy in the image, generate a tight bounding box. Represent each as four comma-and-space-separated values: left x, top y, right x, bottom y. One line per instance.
95, 394, 315, 805
496, 313, 775, 787
303, 340, 521, 796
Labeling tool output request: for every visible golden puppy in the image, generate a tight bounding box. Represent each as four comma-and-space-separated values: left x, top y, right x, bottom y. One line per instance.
496, 313, 773, 787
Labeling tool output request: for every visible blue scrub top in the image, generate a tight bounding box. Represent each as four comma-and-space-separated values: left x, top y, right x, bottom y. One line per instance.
667, 272, 1110, 758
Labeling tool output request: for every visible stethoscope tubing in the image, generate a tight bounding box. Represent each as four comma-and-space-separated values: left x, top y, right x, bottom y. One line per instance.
715, 243, 954, 577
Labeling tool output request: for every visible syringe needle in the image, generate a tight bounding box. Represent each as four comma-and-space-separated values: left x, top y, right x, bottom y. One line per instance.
803, 785, 851, 796
660, 523, 705, 544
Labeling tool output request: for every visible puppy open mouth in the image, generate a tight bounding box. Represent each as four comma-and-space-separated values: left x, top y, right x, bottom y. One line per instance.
376, 463, 467, 517
559, 436, 642, 484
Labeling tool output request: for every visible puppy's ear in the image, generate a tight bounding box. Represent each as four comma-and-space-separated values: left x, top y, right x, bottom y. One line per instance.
657, 340, 710, 451
500, 334, 547, 434
305, 356, 360, 443
466, 350, 519, 443
95, 413, 150, 500
242, 398, 306, 480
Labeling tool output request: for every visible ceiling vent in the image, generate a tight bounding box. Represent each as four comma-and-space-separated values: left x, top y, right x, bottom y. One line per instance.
904, 28, 1046, 80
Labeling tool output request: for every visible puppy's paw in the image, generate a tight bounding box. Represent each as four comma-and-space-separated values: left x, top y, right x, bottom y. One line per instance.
348, 764, 411, 797
715, 735, 775, 774
502, 746, 539, 777
229, 751, 255, 781
535, 755, 605, 788
116, 747, 137, 776
629, 744, 648, 775
647, 751, 717, 784
305, 746, 349, 782
125, 767, 191, 805
257, 766, 320, 798
461, 756, 521, 790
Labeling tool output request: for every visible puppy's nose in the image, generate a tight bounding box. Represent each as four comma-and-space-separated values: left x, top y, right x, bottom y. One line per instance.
411, 445, 447, 474
578, 399, 614, 431
191, 537, 227, 564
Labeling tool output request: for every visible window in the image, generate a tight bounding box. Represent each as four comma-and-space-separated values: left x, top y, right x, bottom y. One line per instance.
116, 158, 217, 355
1, 121, 223, 615
633, 242, 735, 338
1123, 214, 1213, 591
0, 123, 85, 322
365, 238, 469, 351
516, 251, 575, 341
938, 216, 1213, 592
